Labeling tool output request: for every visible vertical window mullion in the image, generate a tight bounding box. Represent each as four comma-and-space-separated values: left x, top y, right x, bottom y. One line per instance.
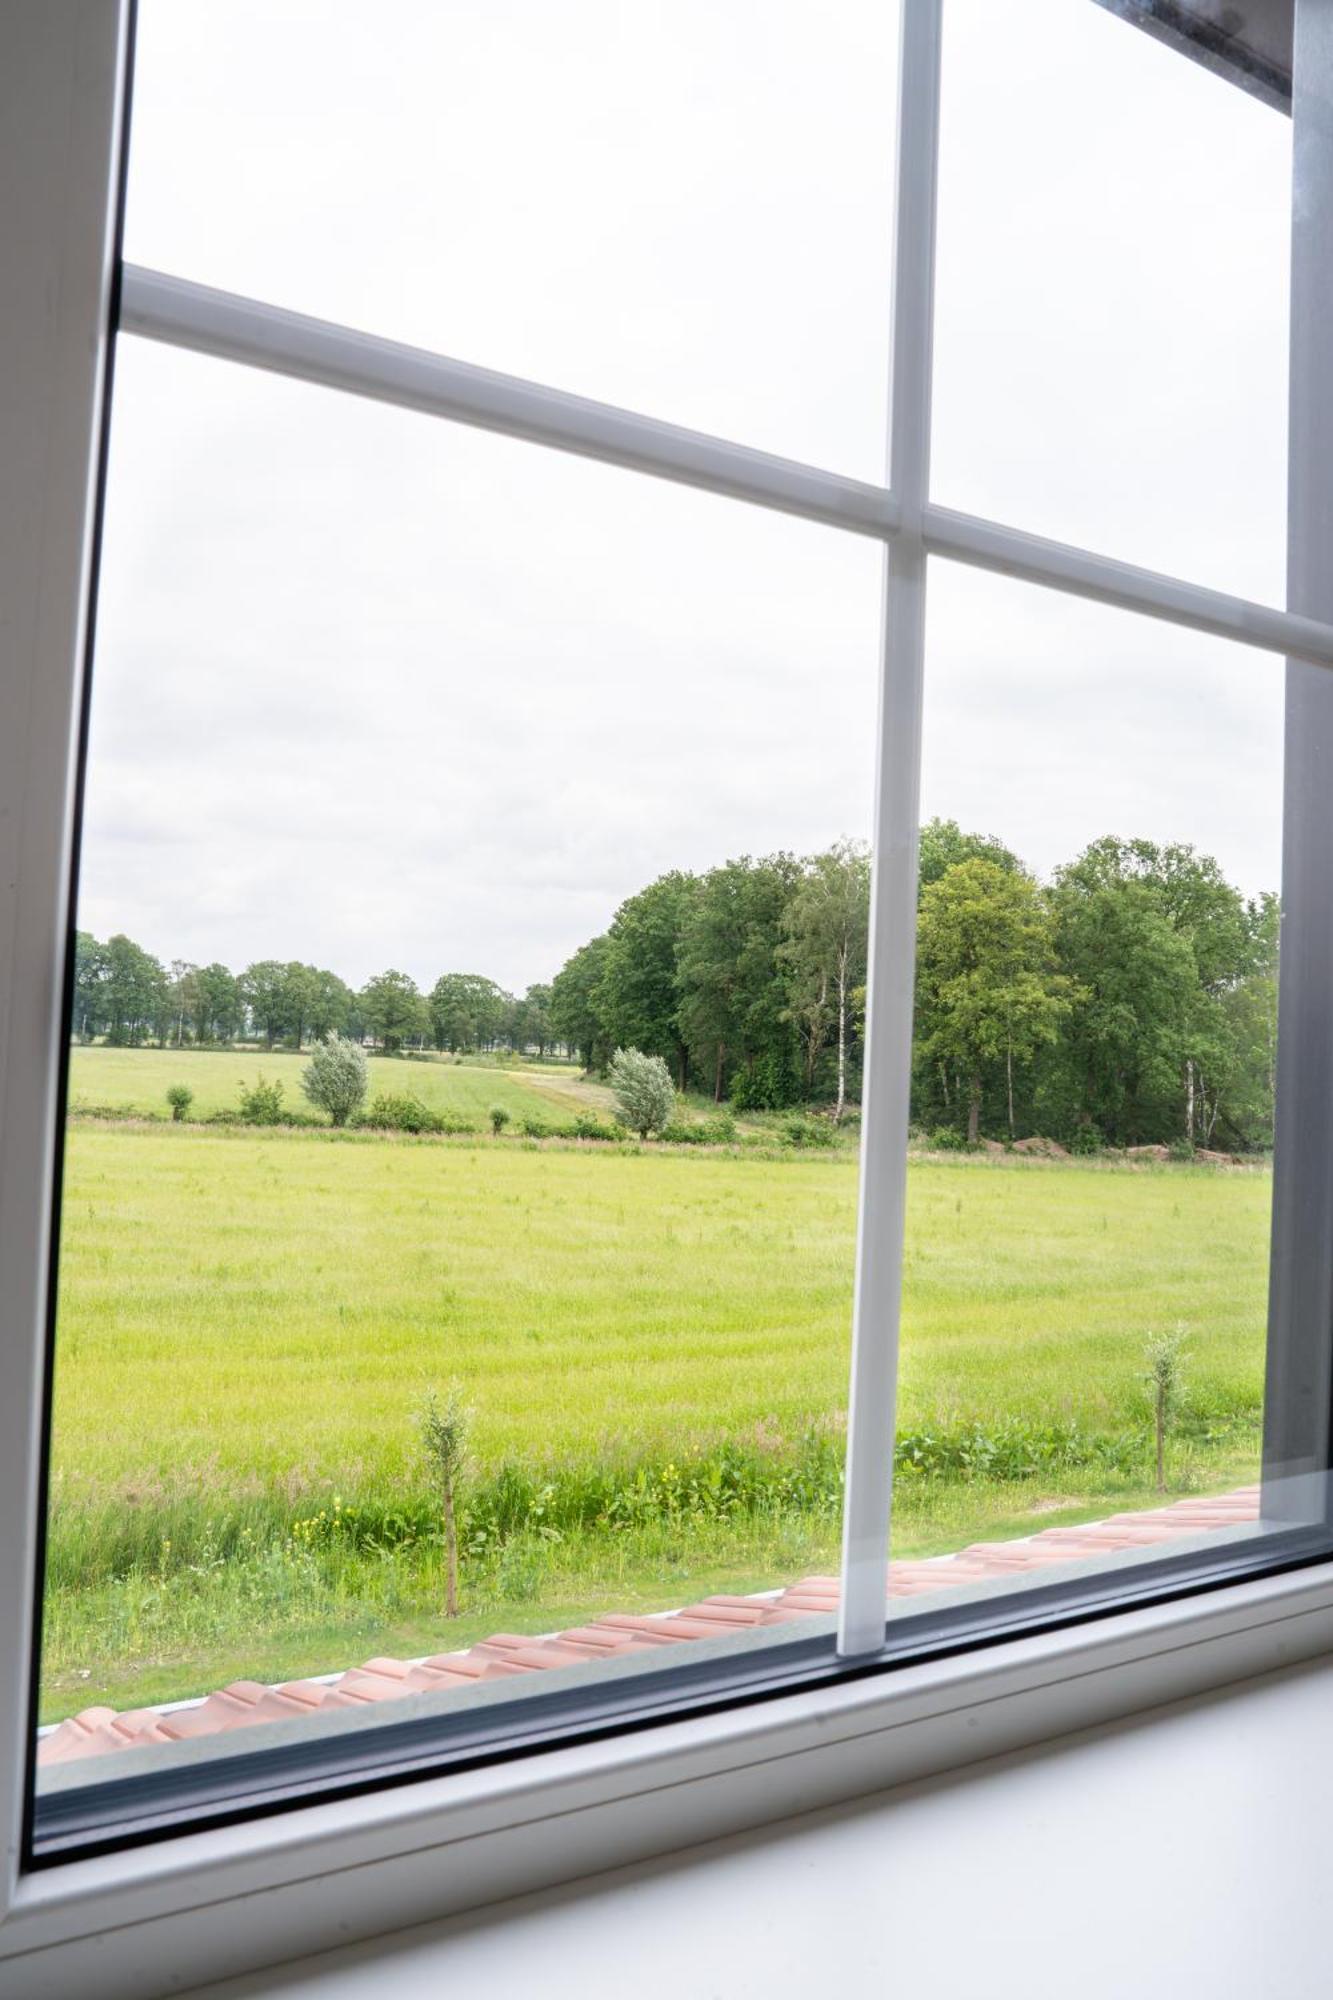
1262, 0, 1333, 1523
837, 0, 943, 1658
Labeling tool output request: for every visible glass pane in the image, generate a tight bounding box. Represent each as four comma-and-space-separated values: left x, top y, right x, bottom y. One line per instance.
888, 558, 1284, 1614
932, 0, 1291, 603
122, 0, 899, 479
36, 339, 881, 1799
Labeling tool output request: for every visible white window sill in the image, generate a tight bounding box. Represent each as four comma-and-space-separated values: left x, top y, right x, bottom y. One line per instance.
5, 1556, 1333, 2000
175, 1629, 1333, 2000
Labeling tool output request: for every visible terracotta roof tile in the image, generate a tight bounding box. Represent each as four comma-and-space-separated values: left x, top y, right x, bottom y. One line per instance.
38, 1487, 1261, 1770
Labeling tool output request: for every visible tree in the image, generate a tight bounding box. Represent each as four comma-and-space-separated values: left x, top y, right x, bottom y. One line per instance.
1045, 870, 1197, 1146
301, 1031, 369, 1126
917, 860, 1074, 1143
917, 818, 1021, 897
72, 931, 107, 1040
307, 968, 354, 1044
609, 1046, 676, 1138
279, 962, 319, 1048
550, 935, 611, 1071
596, 872, 698, 1087
101, 934, 168, 1046
1047, 838, 1262, 1148
429, 972, 507, 1053
676, 854, 802, 1105
359, 969, 426, 1051
166, 961, 198, 1047
240, 960, 288, 1047
780, 841, 870, 1121
510, 983, 553, 1057
190, 963, 242, 1044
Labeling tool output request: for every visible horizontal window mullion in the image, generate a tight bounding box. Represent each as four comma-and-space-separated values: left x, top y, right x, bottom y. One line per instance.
122, 268, 1333, 675
924, 501, 1333, 672
117, 264, 900, 541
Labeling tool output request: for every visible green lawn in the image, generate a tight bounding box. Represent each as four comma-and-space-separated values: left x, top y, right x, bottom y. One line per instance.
67, 1043, 582, 1125
42, 1123, 1271, 1715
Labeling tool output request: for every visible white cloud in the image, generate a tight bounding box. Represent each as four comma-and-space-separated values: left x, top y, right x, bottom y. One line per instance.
77, 0, 1289, 991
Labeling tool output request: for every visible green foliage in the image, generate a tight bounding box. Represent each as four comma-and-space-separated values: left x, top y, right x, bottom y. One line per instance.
676, 853, 802, 1105
165, 1084, 194, 1122
1144, 1326, 1189, 1492
519, 1116, 551, 1138
237, 1074, 285, 1125
418, 1385, 472, 1617
301, 1032, 369, 1127
779, 838, 871, 1119
917, 859, 1075, 1146
92, 933, 167, 1047
729, 1048, 802, 1110
428, 972, 508, 1054
594, 872, 698, 1085
549, 935, 611, 1073
359, 968, 427, 1052
930, 1126, 967, 1152
1069, 1124, 1104, 1157
782, 1114, 836, 1149
572, 1112, 622, 1142
365, 1090, 441, 1134
490, 1104, 511, 1135
1168, 1137, 1196, 1164
917, 817, 1022, 894
609, 1046, 676, 1138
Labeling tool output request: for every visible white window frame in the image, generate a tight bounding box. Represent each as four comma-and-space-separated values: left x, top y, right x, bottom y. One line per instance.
5, 1, 1333, 1990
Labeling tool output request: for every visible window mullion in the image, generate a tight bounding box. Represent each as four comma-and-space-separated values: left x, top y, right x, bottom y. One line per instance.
837, 0, 943, 1659
118, 266, 900, 544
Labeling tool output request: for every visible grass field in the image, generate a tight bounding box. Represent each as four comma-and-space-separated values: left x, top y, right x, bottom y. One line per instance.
41, 1115, 1271, 1717
66, 1044, 589, 1125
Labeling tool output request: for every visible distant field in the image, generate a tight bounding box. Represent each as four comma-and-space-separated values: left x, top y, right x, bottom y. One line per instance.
66, 1044, 587, 1125
42, 1118, 1272, 1712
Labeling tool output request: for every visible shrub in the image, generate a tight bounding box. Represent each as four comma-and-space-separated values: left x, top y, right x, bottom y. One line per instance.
1168, 1137, 1196, 1163
573, 1113, 622, 1142
365, 1091, 440, 1134
489, 1104, 511, 1136
1069, 1124, 1104, 1157
782, 1114, 835, 1149
930, 1125, 966, 1152
237, 1074, 285, 1125
660, 1120, 707, 1145
300, 1031, 368, 1127
519, 1116, 551, 1138
608, 1046, 675, 1139
658, 1112, 743, 1146
165, 1083, 194, 1122
727, 1050, 801, 1111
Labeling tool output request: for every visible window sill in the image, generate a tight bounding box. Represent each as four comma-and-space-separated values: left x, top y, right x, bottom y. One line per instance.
6, 1554, 1333, 2000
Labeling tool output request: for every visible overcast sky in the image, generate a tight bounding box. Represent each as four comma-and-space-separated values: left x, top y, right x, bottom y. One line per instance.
79, 0, 1292, 994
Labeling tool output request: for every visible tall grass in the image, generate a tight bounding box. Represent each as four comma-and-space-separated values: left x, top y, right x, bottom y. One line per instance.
42, 1121, 1271, 1715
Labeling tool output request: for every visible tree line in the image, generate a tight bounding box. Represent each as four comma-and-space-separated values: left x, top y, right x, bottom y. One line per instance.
72, 941, 557, 1061
546, 823, 1278, 1151
72, 818, 1280, 1150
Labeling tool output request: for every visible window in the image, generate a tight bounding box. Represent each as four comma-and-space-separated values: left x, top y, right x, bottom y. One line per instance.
6, 0, 1333, 1954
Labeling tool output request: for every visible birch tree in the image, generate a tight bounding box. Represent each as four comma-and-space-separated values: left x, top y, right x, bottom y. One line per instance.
779, 841, 871, 1123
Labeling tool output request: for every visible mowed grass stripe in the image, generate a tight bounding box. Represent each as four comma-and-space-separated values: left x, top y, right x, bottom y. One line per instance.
67, 1044, 565, 1124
